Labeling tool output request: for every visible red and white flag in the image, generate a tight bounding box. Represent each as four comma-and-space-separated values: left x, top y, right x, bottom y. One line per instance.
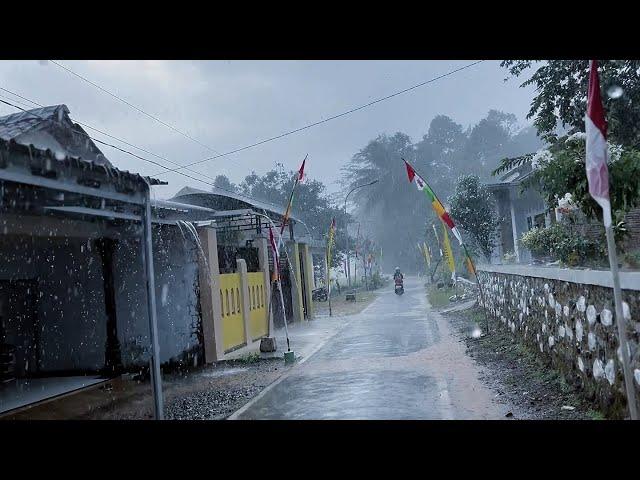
298, 156, 306, 182
585, 60, 612, 227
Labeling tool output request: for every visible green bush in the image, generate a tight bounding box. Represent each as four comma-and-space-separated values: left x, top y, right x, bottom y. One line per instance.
520, 223, 602, 266
369, 270, 389, 289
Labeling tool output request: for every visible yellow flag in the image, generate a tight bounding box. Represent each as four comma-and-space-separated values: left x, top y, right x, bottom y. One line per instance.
442, 221, 455, 276
423, 242, 431, 267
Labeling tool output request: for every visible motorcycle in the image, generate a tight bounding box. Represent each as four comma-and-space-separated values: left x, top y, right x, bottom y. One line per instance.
394, 277, 404, 295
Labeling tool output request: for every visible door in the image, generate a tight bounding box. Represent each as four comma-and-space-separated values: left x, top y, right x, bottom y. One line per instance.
0, 280, 39, 379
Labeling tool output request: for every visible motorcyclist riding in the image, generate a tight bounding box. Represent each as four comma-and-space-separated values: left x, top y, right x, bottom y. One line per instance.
393, 267, 404, 295
393, 267, 404, 283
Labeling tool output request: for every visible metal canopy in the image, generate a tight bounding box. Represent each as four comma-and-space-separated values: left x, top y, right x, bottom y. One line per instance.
0, 137, 166, 419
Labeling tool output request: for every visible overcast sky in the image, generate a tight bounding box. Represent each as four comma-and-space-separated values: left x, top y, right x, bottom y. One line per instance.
0, 60, 537, 200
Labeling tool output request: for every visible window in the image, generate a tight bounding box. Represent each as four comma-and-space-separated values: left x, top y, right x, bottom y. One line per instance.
527, 213, 547, 230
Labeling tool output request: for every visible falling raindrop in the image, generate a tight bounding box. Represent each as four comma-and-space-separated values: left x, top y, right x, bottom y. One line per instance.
607, 85, 623, 99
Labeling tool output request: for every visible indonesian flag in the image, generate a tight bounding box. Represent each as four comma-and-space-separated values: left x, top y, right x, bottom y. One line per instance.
585, 60, 612, 227
280, 155, 308, 237
404, 159, 463, 245
298, 156, 306, 182
269, 226, 280, 282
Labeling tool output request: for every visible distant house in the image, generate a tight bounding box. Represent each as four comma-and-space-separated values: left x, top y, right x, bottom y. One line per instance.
486, 163, 552, 264
0, 104, 111, 167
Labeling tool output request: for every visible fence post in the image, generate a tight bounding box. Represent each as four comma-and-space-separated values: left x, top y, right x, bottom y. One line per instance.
237, 258, 252, 345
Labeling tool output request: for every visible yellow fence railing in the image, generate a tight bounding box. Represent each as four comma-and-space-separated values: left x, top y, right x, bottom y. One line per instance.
247, 272, 268, 340
219, 273, 245, 352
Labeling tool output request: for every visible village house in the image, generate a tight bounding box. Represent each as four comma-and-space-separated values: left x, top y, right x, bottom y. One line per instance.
0, 104, 322, 416
486, 161, 640, 265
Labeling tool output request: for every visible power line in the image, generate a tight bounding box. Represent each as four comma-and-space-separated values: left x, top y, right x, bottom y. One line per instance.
49, 60, 223, 156
150, 60, 485, 177
0, 86, 222, 185
0, 95, 283, 208
0, 96, 222, 191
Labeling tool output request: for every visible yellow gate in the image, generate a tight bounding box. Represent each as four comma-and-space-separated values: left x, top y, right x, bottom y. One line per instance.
219, 273, 245, 352
248, 272, 268, 340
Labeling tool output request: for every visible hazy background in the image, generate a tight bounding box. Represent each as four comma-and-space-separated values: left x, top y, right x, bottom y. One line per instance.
0, 60, 537, 199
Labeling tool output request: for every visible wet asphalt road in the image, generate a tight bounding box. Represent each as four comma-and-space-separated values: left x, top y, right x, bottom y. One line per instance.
232, 277, 502, 420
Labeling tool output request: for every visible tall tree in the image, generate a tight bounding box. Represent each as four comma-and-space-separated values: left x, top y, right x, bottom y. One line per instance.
448, 175, 500, 260
213, 174, 237, 192
501, 60, 640, 147
239, 168, 349, 267
341, 133, 425, 272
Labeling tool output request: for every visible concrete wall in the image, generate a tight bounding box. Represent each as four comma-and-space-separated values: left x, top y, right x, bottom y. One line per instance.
113, 225, 202, 368
478, 264, 640, 418
0, 236, 107, 372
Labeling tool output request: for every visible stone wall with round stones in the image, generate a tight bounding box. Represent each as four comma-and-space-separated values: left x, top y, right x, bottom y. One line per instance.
478, 264, 640, 418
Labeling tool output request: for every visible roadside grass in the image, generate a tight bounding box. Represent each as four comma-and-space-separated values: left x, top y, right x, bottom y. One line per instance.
233, 352, 262, 364
426, 284, 456, 308
586, 409, 606, 420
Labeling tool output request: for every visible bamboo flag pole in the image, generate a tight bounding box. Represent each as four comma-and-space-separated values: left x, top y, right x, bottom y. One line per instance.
403, 158, 491, 332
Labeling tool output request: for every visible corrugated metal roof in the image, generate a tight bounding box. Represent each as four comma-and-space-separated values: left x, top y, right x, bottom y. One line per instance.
0, 105, 69, 141
0, 137, 165, 188
171, 186, 300, 221
486, 162, 533, 189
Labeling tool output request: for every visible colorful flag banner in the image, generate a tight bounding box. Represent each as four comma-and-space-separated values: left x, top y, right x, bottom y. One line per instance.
423, 242, 431, 268
462, 244, 477, 278
432, 223, 443, 258
404, 159, 463, 245
442, 221, 456, 281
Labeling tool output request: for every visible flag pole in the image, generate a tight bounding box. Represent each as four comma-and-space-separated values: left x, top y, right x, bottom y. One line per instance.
604, 226, 638, 419
326, 250, 332, 317
403, 158, 490, 333
586, 60, 637, 419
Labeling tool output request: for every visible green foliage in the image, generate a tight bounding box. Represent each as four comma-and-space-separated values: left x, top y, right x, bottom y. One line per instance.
520, 223, 602, 266
238, 167, 349, 268
503, 251, 517, 264
501, 60, 640, 147
493, 135, 640, 242
341, 111, 542, 272
427, 284, 456, 308
213, 174, 238, 192
622, 250, 640, 269
449, 175, 501, 260
369, 270, 388, 289
234, 352, 261, 364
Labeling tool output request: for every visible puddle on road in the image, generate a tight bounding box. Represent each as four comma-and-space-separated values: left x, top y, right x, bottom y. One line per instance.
199, 367, 248, 378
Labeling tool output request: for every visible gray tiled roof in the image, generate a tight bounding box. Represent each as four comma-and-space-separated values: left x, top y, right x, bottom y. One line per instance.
0, 104, 69, 141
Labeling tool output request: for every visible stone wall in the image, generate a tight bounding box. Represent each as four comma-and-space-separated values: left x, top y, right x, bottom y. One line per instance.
478, 264, 640, 418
